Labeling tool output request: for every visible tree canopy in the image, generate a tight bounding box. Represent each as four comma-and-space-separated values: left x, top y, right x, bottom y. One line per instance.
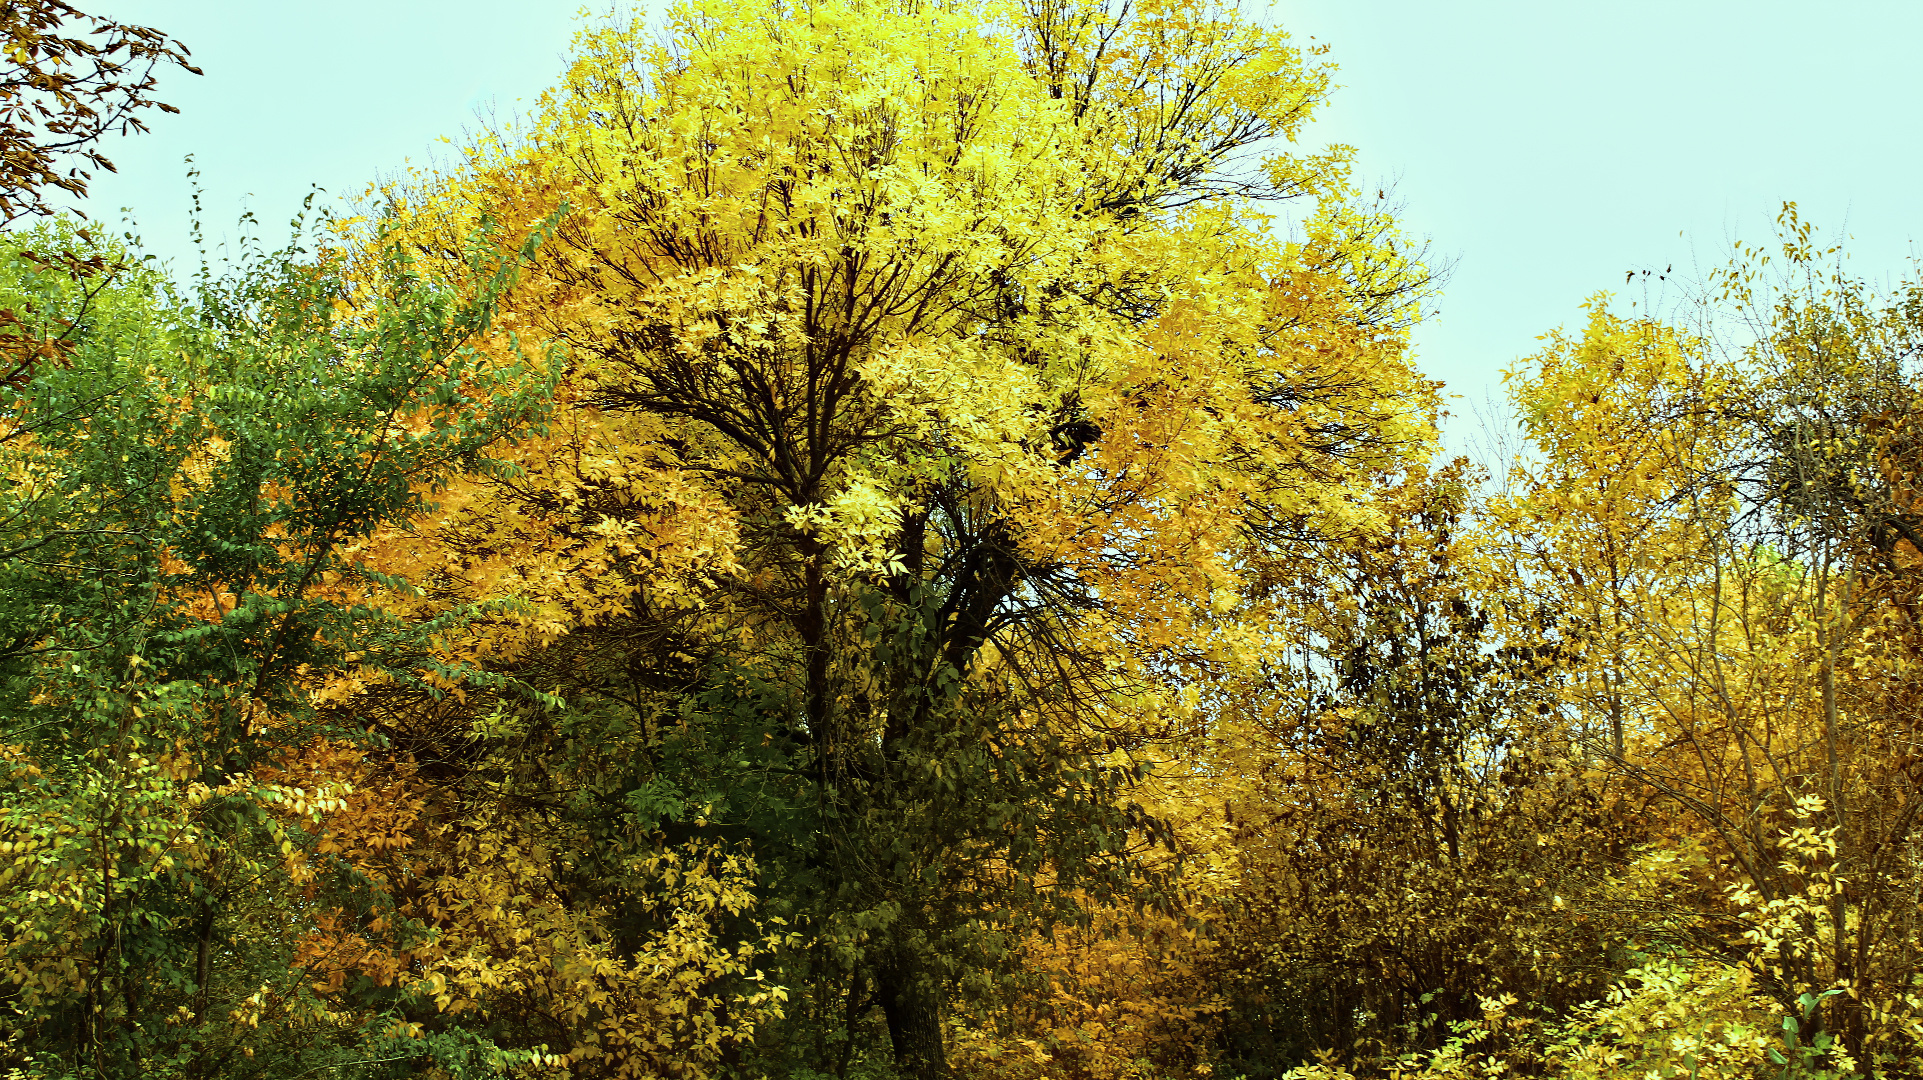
6, 3, 1923, 1080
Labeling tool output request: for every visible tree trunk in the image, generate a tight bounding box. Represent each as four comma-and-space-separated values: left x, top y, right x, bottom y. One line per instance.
876, 953, 946, 1080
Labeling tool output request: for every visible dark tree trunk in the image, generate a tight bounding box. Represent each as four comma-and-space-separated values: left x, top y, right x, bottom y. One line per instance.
876, 953, 946, 1080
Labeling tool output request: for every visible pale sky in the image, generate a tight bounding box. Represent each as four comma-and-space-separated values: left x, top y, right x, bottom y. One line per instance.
75, 1, 1923, 451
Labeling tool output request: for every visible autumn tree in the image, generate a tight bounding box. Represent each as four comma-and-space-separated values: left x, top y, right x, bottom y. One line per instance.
0, 1, 199, 392
0, 0, 198, 227
334, 0, 1440, 1075
1696, 214, 1923, 1068
1464, 211, 1923, 1075
1190, 464, 1632, 1075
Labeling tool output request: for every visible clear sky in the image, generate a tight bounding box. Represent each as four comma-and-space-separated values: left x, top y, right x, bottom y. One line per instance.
74, 1, 1923, 450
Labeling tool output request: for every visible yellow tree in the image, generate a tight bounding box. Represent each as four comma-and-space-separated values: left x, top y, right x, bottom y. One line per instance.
320, 0, 1440, 1075
1493, 299, 1739, 761
1493, 216, 1923, 1070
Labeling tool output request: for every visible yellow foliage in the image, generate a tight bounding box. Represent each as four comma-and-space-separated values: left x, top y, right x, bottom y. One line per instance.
952, 901, 1223, 1080
315, 0, 1441, 1074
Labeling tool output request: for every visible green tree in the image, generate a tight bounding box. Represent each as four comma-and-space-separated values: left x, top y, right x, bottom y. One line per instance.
0, 212, 554, 1079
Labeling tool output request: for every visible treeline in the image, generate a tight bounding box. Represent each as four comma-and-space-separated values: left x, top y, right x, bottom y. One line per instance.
3, 1, 1923, 1079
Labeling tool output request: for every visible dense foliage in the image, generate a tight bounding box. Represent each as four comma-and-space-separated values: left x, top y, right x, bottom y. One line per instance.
6, 2, 1923, 1079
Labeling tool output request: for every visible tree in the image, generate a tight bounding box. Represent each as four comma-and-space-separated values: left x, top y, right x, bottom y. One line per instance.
1486, 210, 1923, 1073
0, 1, 199, 398
344, 0, 1439, 1074
0, 0, 197, 228
1197, 465, 1630, 1075
0, 211, 554, 1079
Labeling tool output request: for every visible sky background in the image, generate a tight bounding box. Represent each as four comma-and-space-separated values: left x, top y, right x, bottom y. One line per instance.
72, 1, 1923, 452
